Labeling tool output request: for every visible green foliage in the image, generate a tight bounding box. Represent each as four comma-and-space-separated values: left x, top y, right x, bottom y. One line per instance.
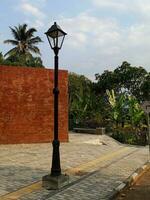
106, 89, 127, 128
95, 61, 149, 101
95, 70, 118, 95
1, 24, 44, 68
112, 128, 147, 145
0, 52, 44, 68
106, 89, 147, 145
106, 90, 145, 128
127, 96, 145, 128
4, 24, 42, 57
114, 62, 147, 100
69, 61, 149, 141
0, 52, 4, 63
26, 56, 43, 67
68, 72, 111, 129
69, 73, 93, 125
68, 61, 149, 145
140, 73, 150, 101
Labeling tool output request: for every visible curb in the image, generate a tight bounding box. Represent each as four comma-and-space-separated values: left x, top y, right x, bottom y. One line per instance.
109, 161, 150, 199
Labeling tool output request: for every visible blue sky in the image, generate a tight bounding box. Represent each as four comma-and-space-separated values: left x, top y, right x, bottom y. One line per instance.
1, 0, 150, 80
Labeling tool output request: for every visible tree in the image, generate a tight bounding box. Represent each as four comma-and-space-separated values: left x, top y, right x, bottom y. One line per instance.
69, 73, 109, 128
0, 53, 44, 68
140, 73, 150, 101
69, 73, 92, 124
4, 24, 42, 58
106, 89, 145, 130
2, 24, 44, 67
26, 56, 43, 67
0, 52, 4, 63
95, 61, 148, 102
95, 70, 118, 95
114, 61, 147, 99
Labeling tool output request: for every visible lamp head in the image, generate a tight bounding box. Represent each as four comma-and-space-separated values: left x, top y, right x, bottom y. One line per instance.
45, 22, 67, 53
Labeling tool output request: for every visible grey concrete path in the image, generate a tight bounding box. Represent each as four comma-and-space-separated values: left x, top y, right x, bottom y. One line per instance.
0, 132, 149, 200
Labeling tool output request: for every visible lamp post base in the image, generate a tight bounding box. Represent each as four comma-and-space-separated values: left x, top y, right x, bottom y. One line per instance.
42, 174, 69, 190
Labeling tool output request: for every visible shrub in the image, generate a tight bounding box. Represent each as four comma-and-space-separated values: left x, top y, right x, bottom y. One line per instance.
112, 127, 147, 145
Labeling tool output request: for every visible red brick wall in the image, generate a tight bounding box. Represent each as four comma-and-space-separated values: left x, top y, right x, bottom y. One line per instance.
0, 66, 68, 144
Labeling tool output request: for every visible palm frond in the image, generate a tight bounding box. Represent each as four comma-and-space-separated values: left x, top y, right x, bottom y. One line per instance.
9, 27, 20, 40
20, 24, 27, 41
4, 47, 18, 57
4, 24, 42, 57
4, 39, 18, 45
28, 46, 41, 55
26, 28, 37, 38
28, 36, 43, 44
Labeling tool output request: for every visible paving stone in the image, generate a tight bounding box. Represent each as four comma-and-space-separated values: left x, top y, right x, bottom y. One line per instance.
0, 133, 148, 199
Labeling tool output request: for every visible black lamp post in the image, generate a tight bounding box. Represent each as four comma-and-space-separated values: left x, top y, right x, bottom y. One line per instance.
42, 22, 69, 190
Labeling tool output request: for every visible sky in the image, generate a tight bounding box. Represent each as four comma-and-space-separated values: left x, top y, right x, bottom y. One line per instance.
1, 0, 150, 80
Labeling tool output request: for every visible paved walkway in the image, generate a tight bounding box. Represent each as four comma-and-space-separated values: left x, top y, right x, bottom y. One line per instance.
0, 132, 149, 200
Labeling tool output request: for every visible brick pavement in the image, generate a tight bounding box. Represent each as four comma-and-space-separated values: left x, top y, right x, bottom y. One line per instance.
0, 133, 148, 199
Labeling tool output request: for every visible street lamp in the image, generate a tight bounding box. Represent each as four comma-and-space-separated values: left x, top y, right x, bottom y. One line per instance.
42, 22, 69, 190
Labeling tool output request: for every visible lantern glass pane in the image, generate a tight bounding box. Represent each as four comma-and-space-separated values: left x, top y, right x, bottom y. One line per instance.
48, 35, 64, 49
48, 30, 64, 39
47, 36, 55, 48
58, 35, 65, 49
49, 30, 58, 39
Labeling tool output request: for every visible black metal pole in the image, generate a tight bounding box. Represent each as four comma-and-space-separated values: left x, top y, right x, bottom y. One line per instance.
51, 48, 61, 176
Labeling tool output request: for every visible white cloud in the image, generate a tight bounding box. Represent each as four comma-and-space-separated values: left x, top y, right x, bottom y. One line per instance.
24, 19, 44, 29
55, 13, 123, 78
20, 3, 45, 19
128, 24, 150, 46
56, 11, 150, 78
59, 13, 121, 50
21, 0, 48, 7
92, 0, 150, 20
92, 0, 128, 11
18, 0, 46, 29
15, 0, 150, 76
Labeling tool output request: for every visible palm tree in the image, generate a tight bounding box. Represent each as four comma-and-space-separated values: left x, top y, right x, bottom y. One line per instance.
4, 24, 42, 58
